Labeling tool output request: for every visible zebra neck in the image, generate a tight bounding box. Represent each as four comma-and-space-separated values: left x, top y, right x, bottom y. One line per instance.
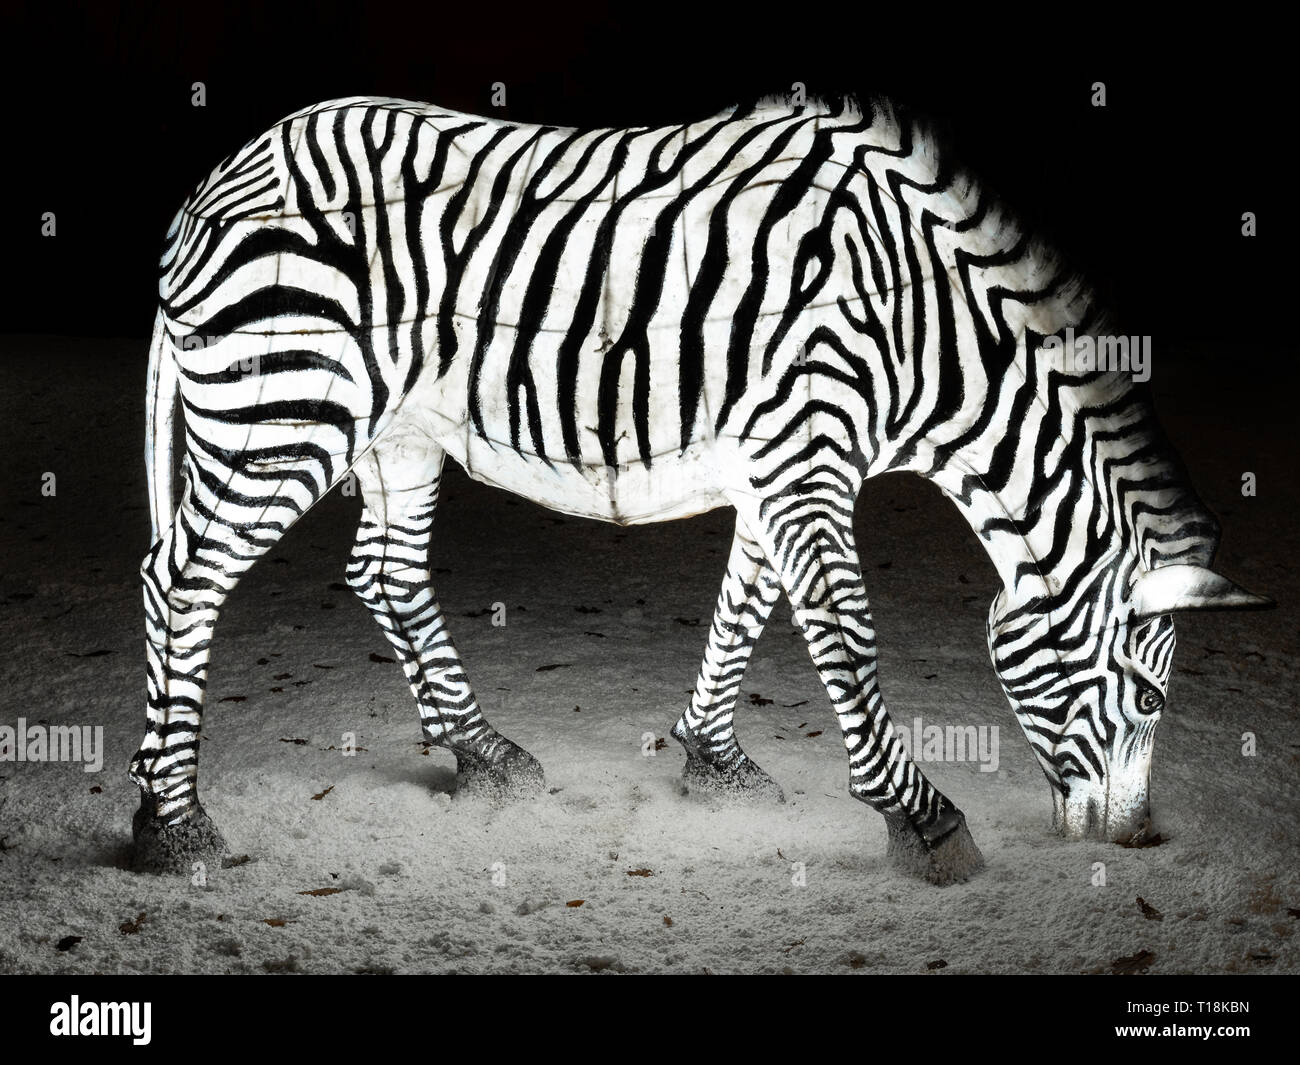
926, 450, 1103, 614
921, 363, 1221, 617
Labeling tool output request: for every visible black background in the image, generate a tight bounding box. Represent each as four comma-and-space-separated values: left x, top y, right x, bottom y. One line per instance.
0, 1, 1286, 370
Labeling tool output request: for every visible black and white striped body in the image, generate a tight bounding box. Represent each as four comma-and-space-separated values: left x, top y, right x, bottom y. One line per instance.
130, 95, 1266, 879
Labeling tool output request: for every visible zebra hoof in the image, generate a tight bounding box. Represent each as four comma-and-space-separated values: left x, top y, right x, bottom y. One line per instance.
883, 804, 984, 886
680, 753, 786, 803
454, 744, 545, 799
130, 801, 227, 875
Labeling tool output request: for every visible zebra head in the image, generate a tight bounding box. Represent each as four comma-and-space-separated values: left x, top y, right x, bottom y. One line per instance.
987, 559, 1268, 843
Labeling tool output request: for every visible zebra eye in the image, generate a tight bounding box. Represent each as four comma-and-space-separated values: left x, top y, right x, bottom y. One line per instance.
1138, 687, 1164, 714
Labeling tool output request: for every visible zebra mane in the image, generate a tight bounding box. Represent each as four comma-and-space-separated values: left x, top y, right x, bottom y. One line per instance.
732, 89, 872, 119
733, 89, 1087, 322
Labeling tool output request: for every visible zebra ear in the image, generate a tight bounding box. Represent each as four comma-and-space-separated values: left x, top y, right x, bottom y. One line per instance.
1132, 564, 1274, 619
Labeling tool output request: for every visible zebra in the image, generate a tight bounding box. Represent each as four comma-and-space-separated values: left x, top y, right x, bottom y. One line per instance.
130, 92, 1269, 883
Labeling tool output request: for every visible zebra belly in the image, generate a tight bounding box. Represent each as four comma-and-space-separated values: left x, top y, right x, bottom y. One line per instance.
456, 435, 731, 526
388, 371, 734, 525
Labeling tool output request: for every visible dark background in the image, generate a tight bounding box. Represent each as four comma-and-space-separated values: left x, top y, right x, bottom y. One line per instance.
0, 2, 1286, 368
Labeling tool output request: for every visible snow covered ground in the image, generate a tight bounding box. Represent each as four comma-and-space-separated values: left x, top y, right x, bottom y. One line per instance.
0, 335, 1295, 974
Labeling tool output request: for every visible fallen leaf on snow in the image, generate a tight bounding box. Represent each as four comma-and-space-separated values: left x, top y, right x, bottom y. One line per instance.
119, 912, 146, 935
1137, 897, 1164, 921
1111, 949, 1156, 974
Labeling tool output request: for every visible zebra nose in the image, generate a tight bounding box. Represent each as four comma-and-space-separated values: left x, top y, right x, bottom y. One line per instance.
1053, 773, 1153, 842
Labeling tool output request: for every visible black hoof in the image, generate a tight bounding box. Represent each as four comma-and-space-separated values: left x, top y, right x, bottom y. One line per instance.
454, 741, 545, 799
882, 801, 984, 886
680, 752, 786, 803
131, 798, 227, 875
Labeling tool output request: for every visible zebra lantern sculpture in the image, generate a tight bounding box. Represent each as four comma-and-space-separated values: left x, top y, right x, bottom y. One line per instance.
131, 94, 1269, 883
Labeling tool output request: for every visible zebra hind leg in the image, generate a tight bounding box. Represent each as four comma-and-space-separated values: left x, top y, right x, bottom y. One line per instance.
346, 436, 544, 798
734, 492, 984, 885
671, 517, 784, 801
131, 451, 327, 873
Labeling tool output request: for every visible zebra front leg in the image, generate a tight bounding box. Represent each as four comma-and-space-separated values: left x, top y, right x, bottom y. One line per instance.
347, 437, 544, 798
735, 494, 985, 885
130, 454, 324, 873
672, 517, 785, 801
